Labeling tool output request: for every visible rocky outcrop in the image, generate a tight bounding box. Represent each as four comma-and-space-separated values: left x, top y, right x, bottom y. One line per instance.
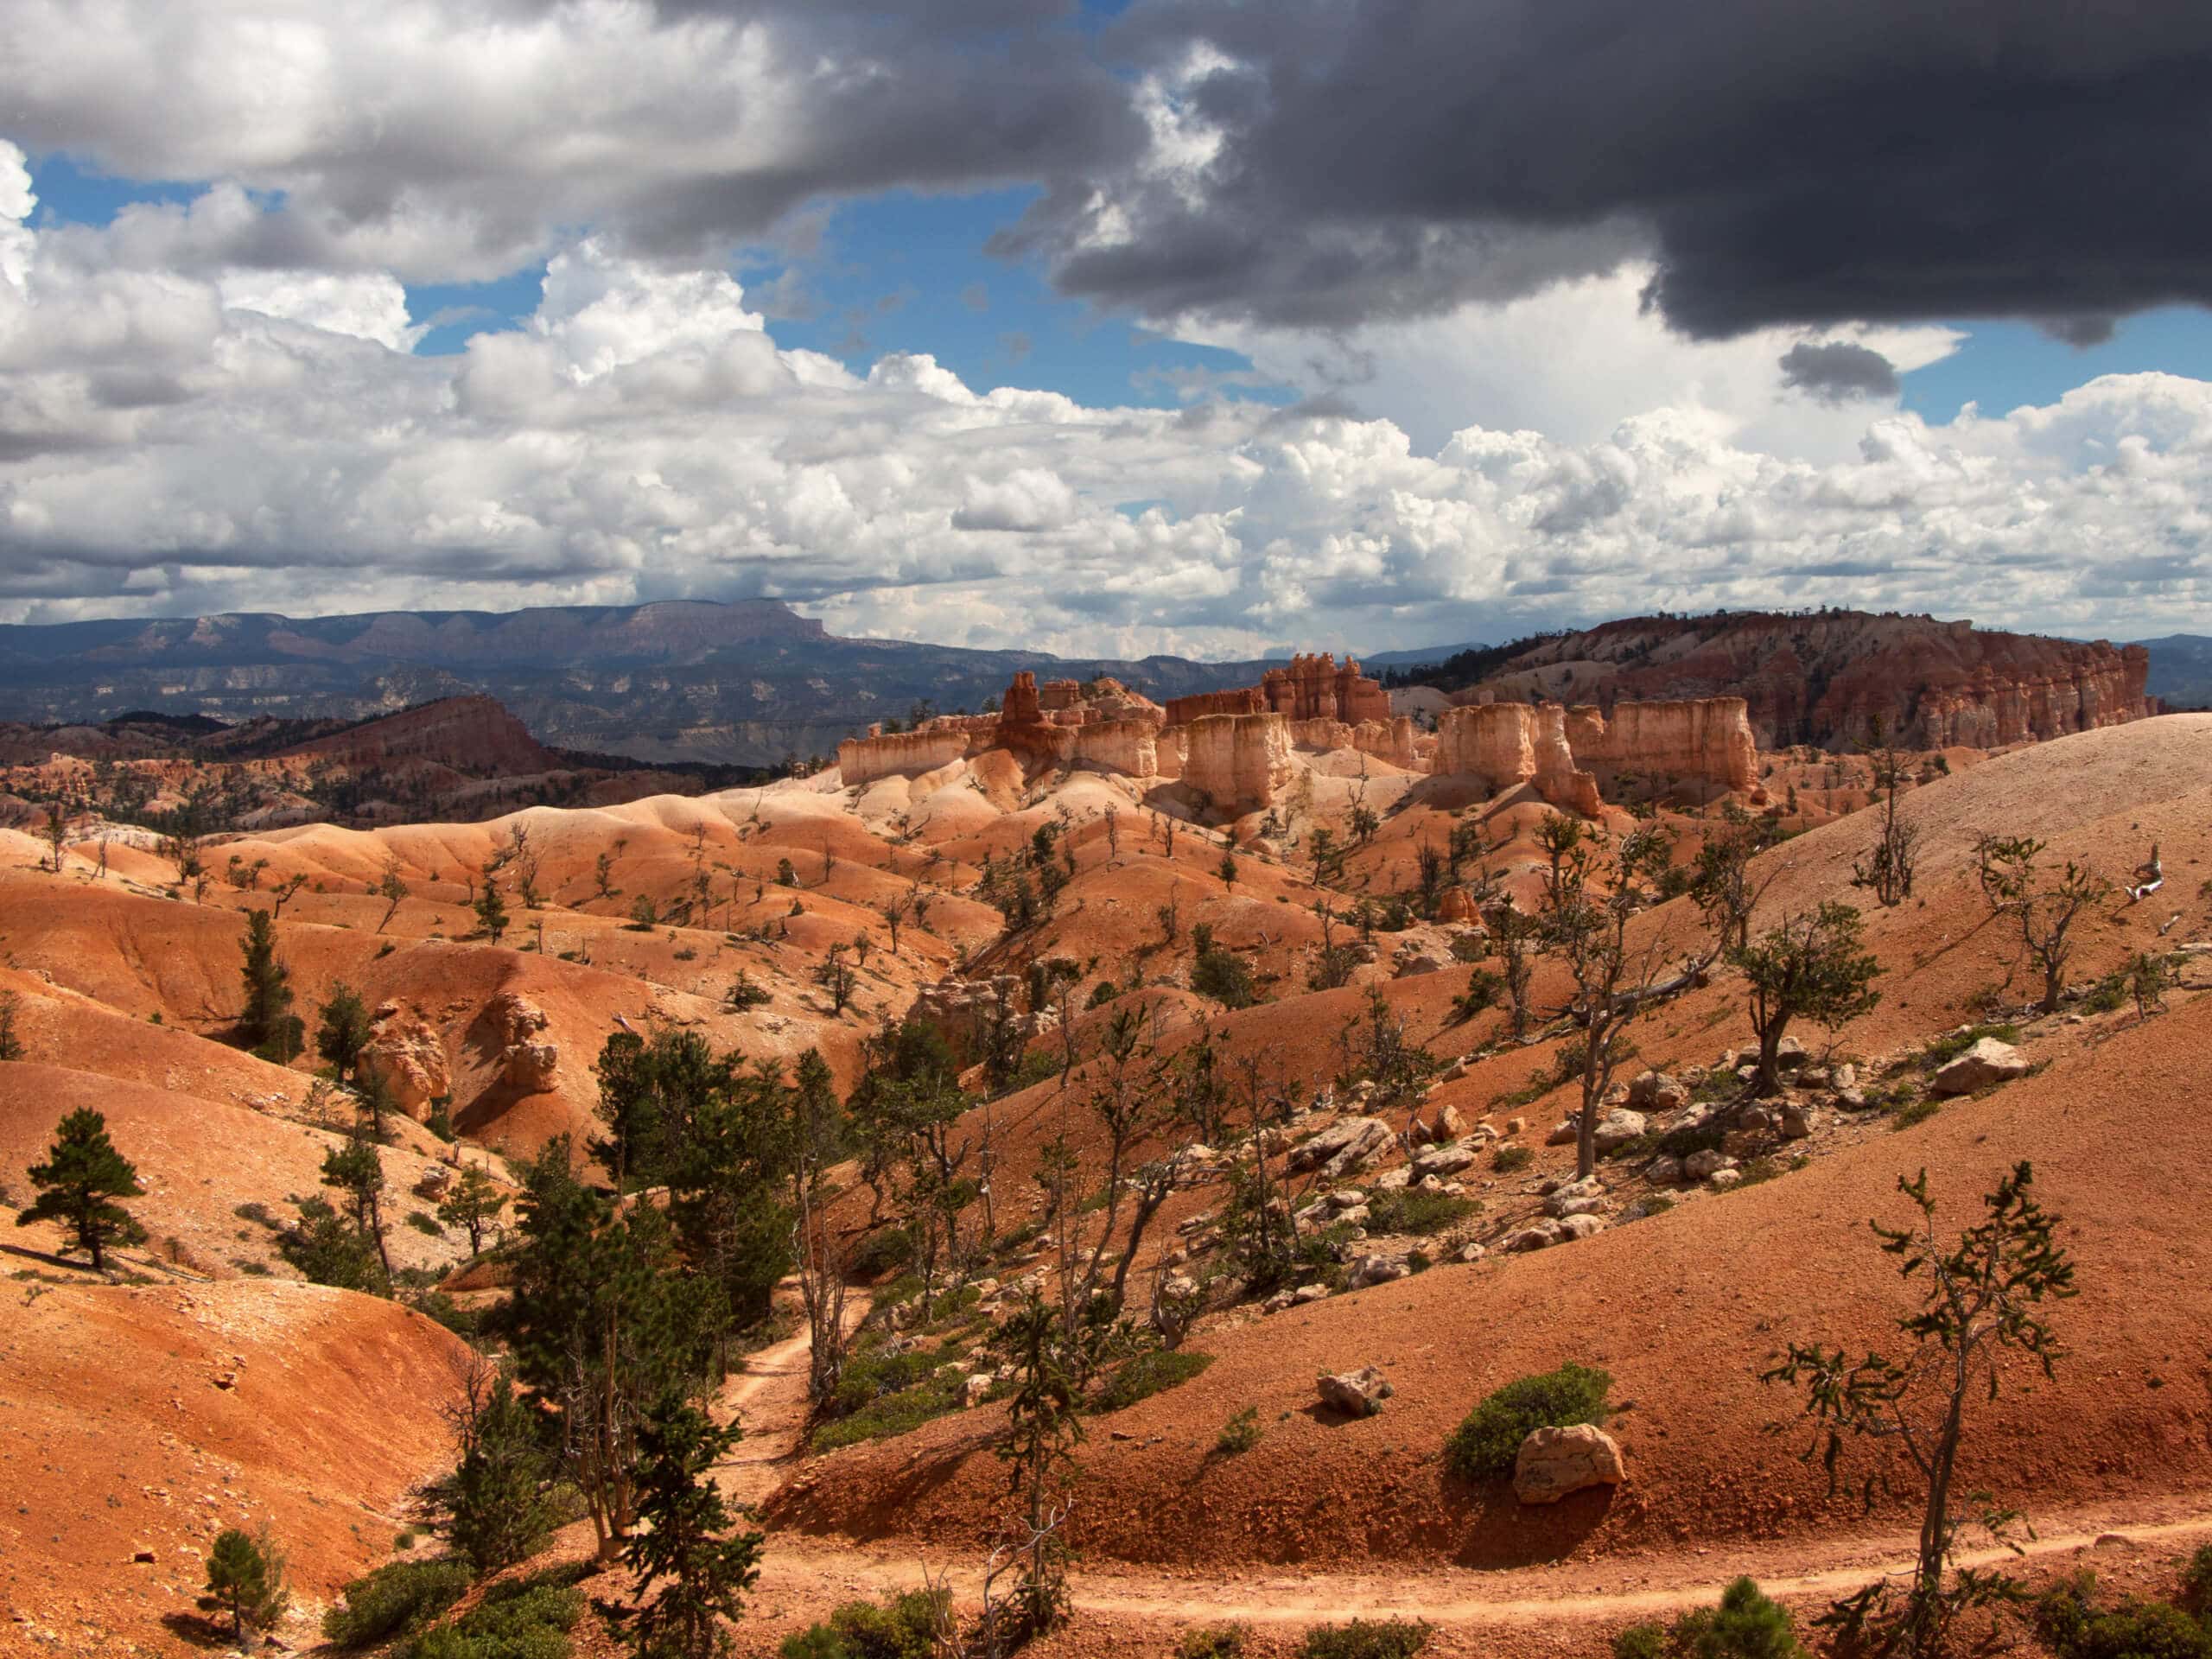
1451, 612, 2152, 751
1566, 697, 1757, 798
485, 992, 559, 1092
1165, 687, 1266, 723
1514, 1424, 1625, 1504
837, 728, 969, 785
1262, 653, 1392, 723
1287, 715, 1419, 769
1433, 702, 1602, 815
358, 1010, 450, 1122
1163, 652, 1389, 727
1181, 712, 1292, 813
1931, 1037, 2030, 1095
1317, 1366, 1393, 1417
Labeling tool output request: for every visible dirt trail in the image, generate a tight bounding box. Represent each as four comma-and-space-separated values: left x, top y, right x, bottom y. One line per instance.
721, 1298, 2212, 1636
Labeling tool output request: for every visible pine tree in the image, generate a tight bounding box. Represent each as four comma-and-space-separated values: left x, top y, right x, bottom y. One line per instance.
315, 982, 374, 1084
437, 1162, 505, 1256
435, 1361, 556, 1576
238, 910, 303, 1061
620, 1396, 761, 1658
321, 1128, 392, 1281
16, 1108, 145, 1270
200, 1527, 286, 1640
474, 878, 510, 944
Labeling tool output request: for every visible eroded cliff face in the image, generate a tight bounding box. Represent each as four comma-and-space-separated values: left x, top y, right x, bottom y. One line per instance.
1179, 713, 1293, 814
1566, 698, 1758, 797
1433, 702, 1601, 816
1459, 613, 2152, 750
1287, 715, 1419, 770
836, 729, 970, 785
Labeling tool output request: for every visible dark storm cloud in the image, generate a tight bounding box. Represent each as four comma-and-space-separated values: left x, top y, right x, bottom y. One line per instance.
1009, 0, 2212, 338
1779, 341, 1900, 403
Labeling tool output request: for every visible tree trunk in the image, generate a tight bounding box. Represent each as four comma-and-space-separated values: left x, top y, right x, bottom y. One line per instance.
1756, 1020, 1785, 1096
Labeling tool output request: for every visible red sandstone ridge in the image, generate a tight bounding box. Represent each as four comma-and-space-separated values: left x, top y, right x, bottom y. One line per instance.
276, 694, 558, 774
1458, 612, 2151, 750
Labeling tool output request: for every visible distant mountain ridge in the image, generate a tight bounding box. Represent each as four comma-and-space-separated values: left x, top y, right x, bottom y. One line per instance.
0, 600, 1303, 766
2139, 633, 2212, 709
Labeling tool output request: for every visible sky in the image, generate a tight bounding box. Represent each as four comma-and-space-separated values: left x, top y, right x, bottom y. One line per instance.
3, 1, 2210, 659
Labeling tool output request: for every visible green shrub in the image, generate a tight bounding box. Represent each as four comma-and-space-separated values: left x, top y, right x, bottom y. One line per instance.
1442, 1362, 1611, 1481
2038, 1572, 2212, 1659
1912, 1022, 2019, 1074
1192, 948, 1257, 1009
407, 1211, 444, 1237
1180, 1624, 1249, 1659
1216, 1406, 1263, 1455
848, 1225, 913, 1281
1671, 1578, 1802, 1659
1888, 1097, 1941, 1133
1300, 1618, 1432, 1659
1614, 1623, 1669, 1659
402, 1570, 583, 1659
779, 1588, 949, 1659
324, 1558, 472, 1646
813, 1364, 967, 1451
1364, 1188, 1477, 1235
2185, 1543, 2212, 1612
1098, 1348, 1214, 1412
1491, 1144, 1533, 1174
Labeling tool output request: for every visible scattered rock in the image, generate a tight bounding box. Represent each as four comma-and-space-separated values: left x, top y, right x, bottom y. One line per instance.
1513, 1424, 1625, 1503
1502, 1219, 1563, 1252
1414, 1142, 1479, 1179
1317, 1366, 1393, 1417
1456, 1242, 1488, 1263
1556, 1213, 1608, 1240
1834, 1063, 1858, 1090
1682, 1148, 1737, 1181
1294, 1282, 1332, 1305
1644, 1155, 1685, 1185
1348, 1253, 1411, 1289
1592, 1109, 1646, 1154
1707, 1168, 1743, 1191
1288, 1116, 1394, 1180
1545, 1119, 1579, 1147
1931, 1038, 2029, 1096
1779, 1103, 1815, 1139
963, 1374, 994, 1409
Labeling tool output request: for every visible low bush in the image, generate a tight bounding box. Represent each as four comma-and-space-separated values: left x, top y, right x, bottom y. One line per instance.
1491, 1144, 1533, 1174
1097, 1348, 1214, 1412
1364, 1188, 1477, 1236
814, 1365, 967, 1451
1300, 1618, 1433, 1659
779, 1588, 949, 1659
2038, 1571, 2212, 1659
1443, 1362, 1611, 1482
2185, 1543, 2212, 1612
1669, 1578, 1803, 1659
402, 1567, 584, 1659
324, 1558, 472, 1647
1192, 948, 1257, 1009
847, 1226, 912, 1281
1888, 1097, 1941, 1133
1216, 1406, 1263, 1455
1614, 1623, 1669, 1659
1179, 1624, 1249, 1659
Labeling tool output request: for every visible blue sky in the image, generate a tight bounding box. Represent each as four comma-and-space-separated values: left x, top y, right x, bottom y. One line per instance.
28, 149, 2212, 435
4, 0, 2209, 652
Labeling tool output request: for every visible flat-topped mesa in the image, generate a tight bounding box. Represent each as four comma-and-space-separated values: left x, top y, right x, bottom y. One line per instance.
1566, 697, 1758, 800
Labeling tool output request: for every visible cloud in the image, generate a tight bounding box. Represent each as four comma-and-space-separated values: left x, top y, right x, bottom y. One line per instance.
1779, 340, 1901, 404
2, 0, 1141, 283
1002, 2, 2212, 340
2, 147, 2209, 656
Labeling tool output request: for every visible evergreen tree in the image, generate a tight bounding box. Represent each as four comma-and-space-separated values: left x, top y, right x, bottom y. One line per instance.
437, 1162, 505, 1256
315, 982, 374, 1084
508, 1139, 722, 1560
16, 1108, 145, 1270
238, 910, 303, 1061
279, 1195, 387, 1293
620, 1396, 762, 1658
474, 879, 511, 944
200, 1527, 287, 1640
435, 1362, 557, 1576
321, 1128, 393, 1281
